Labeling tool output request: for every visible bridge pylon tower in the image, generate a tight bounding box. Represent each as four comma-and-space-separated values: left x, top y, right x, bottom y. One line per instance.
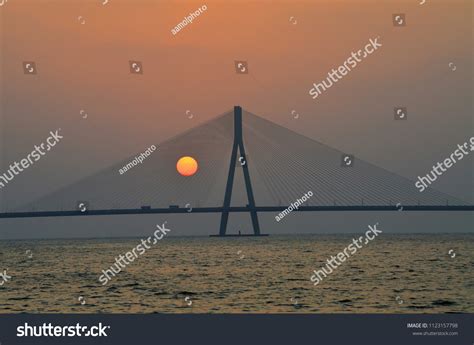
212, 106, 268, 237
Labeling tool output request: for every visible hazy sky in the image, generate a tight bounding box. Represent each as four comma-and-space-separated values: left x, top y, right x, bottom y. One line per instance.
0, 0, 472, 238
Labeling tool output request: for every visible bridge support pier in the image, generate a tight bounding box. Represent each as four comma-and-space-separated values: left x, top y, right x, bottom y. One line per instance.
213, 106, 268, 237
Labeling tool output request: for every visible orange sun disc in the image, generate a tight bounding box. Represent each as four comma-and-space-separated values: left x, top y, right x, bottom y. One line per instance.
176, 156, 198, 176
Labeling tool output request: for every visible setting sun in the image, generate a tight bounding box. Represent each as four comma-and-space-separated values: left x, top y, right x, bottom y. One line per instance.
176, 156, 198, 176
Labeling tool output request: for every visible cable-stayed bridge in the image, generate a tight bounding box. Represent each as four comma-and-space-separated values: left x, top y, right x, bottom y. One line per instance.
0, 106, 472, 236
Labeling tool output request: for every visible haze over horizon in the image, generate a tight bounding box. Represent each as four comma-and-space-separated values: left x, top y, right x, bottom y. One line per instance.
0, 0, 472, 239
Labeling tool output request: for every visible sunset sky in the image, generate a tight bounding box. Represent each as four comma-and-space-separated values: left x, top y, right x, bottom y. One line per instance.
0, 0, 472, 237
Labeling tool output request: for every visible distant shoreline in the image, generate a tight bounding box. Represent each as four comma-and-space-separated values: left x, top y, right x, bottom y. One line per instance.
0, 232, 473, 242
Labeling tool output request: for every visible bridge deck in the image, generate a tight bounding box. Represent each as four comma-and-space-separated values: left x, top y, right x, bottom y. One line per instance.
0, 205, 473, 219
